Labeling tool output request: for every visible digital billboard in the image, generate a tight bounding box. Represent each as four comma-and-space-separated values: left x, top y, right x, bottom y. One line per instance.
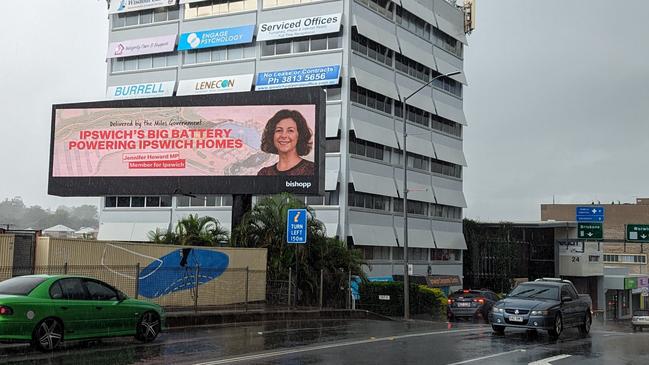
49, 88, 325, 196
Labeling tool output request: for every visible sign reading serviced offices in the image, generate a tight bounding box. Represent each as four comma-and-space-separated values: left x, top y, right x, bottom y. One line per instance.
257, 13, 341, 41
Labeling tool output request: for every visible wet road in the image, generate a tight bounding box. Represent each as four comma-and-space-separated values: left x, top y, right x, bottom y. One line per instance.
0, 319, 646, 365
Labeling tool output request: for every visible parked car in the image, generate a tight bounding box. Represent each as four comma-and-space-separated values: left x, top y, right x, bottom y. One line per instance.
0, 275, 164, 351
489, 278, 592, 338
447, 289, 498, 321
632, 310, 649, 332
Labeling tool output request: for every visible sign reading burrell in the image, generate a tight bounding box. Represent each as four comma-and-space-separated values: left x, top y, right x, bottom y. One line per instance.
578, 223, 603, 240
627, 224, 649, 242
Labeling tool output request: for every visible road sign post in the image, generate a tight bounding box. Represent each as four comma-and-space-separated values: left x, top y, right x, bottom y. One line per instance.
287, 209, 307, 307
627, 224, 649, 243
578, 223, 603, 240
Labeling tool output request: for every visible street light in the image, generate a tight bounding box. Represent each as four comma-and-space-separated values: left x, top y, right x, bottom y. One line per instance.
402, 70, 461, 320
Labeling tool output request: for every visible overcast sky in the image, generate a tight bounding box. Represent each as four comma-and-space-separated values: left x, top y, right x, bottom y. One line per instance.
0, 0, 647, 221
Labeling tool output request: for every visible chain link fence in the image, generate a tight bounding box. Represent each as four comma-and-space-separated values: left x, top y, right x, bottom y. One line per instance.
0, 265, 356, 312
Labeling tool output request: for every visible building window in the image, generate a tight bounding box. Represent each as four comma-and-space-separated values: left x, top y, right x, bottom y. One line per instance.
349, 132, 386, 162
326, 138, 341, 153
325, 85, 342, 101
431, 159, 462, 178
430, 204, 462, 220
131, 196, 145, 207
433, 28, 463, 59
603, 254, 647, 264
177, 195, 233, 207
432, 115, 462, 138
105, 197, 117, 208
355, 0, 394, 20
112, 6, 179, 29
350, 80, 393, 115
184, 0, 256, 19
106, 196, 172, 208
261, 32, 342, 57
349, 187, 390, 212
407, 152, 429, 171
410, 248, 428, 261
432, 71, 463, 98
117, 196, 131, 208
393, 198, 428, 216
184, 44, 255, 65
396, 6, 431, 40
395, 53, 430, 83
588, 255, 600, 262
351, 28, 392, 67
263, 0, 324, 8
431, 249, 461, 261
394, 102, 430, 128
111, 52, 178, 73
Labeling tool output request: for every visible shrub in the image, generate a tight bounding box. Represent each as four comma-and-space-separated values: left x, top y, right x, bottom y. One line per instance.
358, 281, 447, 319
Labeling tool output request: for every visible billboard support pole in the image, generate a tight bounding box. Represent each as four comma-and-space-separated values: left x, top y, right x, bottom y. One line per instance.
232, 194, 252, 243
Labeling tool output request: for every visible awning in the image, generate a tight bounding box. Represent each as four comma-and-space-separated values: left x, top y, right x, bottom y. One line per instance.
98, 222, 168, 242
434, 187, 467, 208
434, 142, 467, 166
433, 230, 467, 250
401, 0, 436, 28
350, 117, 399, 149
350, 224, 397, 247
395, 178, 435, 203
326, 105, 341, 138
395, 226, 435, 248
397, 83, 437, 115
433, 1, 468, 45
350, 170, 398, 197
396, 28, 436, 70
324, 222, 339, 237
396, 122, 436, 158
325, 155, 340, 191
352, 13, 399, 52
433, 90, 467, 125
433, 50, 467, 84
351, 66, 400, 101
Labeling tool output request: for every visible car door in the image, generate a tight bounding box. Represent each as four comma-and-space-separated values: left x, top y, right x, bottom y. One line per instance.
560, 285, 578, 326
50, 278, 97, 339
83, 279, 133, 335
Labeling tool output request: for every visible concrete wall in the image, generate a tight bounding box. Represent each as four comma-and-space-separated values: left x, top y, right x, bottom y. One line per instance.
35, 237, 267, 307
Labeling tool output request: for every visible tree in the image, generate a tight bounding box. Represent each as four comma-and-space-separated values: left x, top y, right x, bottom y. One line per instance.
232, 193, 365, 306
148, 214, 229, 246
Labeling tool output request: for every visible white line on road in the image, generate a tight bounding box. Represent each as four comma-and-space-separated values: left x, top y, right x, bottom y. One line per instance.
528, 354, 571, 365
445, 349, 526, 365
193, 328, 484, 365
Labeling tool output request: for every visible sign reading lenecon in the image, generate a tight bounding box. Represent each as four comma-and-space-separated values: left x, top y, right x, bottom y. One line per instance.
107, 81, 176, 100
255, 65, 341, 91
177, 74, 254, 96
178, 25, 254, 51
257, 13, 341, 41
109, 0, 176, 14
107, 34, 177, 58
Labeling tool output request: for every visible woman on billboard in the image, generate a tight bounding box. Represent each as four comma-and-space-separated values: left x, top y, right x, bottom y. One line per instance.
257, 109, 315, 176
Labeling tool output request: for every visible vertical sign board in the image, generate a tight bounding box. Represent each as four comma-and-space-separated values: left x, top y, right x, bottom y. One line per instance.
577, 223, 603, 240
575, 206, 604, 222
287, 209, 307, 244
627, 224, 649, 242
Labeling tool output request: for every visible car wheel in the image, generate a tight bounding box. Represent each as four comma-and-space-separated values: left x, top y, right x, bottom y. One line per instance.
492, 324, 505, 335
640, 327, 644, 332
135, 311, 161, 343
633, 325, 637, 332
548, 313, 563, 339
32, 318, 63, 351
579, 311, 592, 335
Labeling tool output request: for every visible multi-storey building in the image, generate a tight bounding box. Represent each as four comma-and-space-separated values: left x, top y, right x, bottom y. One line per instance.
99, 0, 470, 281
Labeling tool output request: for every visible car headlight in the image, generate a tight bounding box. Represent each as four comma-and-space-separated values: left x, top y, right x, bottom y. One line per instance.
492, 306, 504, 313
531, 310, 549, 316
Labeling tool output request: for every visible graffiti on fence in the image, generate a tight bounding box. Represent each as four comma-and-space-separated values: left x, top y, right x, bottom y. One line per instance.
138, 248, 229, 298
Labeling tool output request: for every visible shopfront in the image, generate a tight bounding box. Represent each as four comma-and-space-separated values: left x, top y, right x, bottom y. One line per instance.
603, 271, 634, 320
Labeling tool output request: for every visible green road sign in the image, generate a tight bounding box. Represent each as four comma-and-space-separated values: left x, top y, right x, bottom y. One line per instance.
627, 224, 649, 242
578, 223, 603, 240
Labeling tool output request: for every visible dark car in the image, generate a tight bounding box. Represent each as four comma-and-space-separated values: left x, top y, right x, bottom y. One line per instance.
489, 278, 592, 338
447, 289, 498, 321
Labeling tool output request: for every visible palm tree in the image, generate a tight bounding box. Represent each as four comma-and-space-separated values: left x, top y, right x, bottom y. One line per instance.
147, 214, 229, 246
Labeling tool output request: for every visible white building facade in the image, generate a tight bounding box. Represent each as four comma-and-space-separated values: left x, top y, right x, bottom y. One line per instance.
99, 0, 469, 280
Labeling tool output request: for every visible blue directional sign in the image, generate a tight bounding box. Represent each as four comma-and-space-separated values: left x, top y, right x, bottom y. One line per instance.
287, 209, 307, 244
576, 206, 605, 222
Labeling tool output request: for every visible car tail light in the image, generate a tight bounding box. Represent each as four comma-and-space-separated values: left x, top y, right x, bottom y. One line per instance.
447, 299, 453, 305
0, 306, 13, 315
463, 289, 470, 293
473, 298, 485, 304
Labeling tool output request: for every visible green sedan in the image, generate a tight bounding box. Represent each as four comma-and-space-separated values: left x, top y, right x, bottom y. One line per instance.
0, 275, 164, 351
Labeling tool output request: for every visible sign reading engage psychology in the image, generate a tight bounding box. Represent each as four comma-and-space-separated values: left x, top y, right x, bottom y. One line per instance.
107, 34, 177, 59
107, 81, 176, 100
257, 13, 341, 41
177, 74, 254, 96
178, 25, 255, 51
255, 65, 341, 91
109, 0, 176, 14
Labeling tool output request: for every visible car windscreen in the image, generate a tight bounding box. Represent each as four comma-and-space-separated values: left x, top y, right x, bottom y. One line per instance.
634, 310, 649, 316
508, 284, 559, 300
0, 276, 48, 296
449, 291, 481, 299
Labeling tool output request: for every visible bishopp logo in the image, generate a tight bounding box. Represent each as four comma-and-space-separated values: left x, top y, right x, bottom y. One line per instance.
114, 43, 125, 56
187, 33, 201, 49
117, 0, 126, 11
286, 181, 312, 189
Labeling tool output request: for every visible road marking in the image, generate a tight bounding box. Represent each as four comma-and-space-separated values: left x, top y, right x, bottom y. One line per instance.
445, 349, 526, 364
528, 354, 572, 365
193, 328, 483, 365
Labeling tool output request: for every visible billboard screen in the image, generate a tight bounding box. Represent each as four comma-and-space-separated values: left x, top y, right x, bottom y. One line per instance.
49, 88, 325, 196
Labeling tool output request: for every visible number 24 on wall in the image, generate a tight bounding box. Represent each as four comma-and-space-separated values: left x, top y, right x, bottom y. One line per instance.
571, 256, 580, 263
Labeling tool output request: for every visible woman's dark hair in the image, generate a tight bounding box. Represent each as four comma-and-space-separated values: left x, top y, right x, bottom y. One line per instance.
260, 109, 313, 156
